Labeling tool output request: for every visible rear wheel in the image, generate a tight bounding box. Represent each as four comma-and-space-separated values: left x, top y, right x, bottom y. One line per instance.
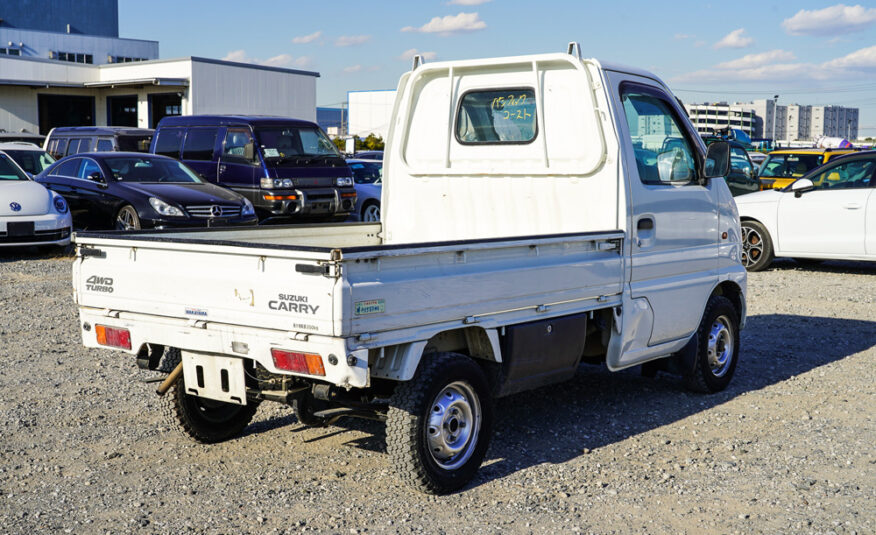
740, 220, 773, 271
387, 352, 493, 494
292, 394, 329, 427
683, 295, 740, 393
162, 375, 259, 443
115, 205, 141, 231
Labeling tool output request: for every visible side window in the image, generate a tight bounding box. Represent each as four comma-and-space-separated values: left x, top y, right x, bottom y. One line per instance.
77, 158, 103, 180
222, 128, 257, 164
77, 138, 93, 153
621, 88, 698, 185
810, 159, 875, 190
154, 128, 184, 158
65, 139, 80, 156
49, 139, 67, 160
182, 128, 218, 161
730, 147, 753, 178
96, 139, 114, 152
54, 158, 81, 177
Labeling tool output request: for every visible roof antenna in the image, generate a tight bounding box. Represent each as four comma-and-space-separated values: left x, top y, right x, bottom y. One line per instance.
412, 54, 423, 70
566, 42, 582, 61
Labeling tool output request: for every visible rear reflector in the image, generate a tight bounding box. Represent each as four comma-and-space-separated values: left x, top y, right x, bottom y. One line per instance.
270, 349, 325, 376
95, 324, 132, 350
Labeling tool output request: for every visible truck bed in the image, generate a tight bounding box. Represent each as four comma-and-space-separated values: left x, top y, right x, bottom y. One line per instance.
73, 223, 625, 348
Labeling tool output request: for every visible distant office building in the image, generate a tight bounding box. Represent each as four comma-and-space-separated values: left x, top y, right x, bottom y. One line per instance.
748, 99, 858, 142
0, 0, 319, 135
684, 102, 757, 137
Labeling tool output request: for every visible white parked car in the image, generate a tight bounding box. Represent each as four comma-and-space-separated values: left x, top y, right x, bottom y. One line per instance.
0, 142, 55, 177
736, 151, 876, 271
0, 152, 72, 248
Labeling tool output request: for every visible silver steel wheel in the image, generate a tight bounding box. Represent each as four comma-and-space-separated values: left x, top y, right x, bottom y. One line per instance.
708, 314, 734, 377
425, 381, 481, 471
741, 225, 763, 267
115, 206, 140, 230
362, 203, 380, 222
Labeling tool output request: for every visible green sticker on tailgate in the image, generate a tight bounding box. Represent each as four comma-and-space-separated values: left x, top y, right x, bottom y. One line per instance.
355, 299, 385, 315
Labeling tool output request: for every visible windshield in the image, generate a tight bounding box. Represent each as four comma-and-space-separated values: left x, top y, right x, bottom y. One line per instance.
759, 154, 823, 178
254, 126, 341, 164
348, 161, 382, 184
103, 156, 203, 183
3, 149, 55, 175
0, 154, 29, 181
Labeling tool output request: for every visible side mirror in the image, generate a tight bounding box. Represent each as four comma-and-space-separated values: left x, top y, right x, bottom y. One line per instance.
790, 178, 814, 197
243, 141, 256, 162
88, 171, 105, 183
702, 141, 730, 180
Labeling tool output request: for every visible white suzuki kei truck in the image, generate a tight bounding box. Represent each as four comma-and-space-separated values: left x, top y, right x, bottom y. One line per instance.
71, 44, 746, 494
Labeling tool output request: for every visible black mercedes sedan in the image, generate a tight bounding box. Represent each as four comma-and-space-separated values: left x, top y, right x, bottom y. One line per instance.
35, 153, 258, 230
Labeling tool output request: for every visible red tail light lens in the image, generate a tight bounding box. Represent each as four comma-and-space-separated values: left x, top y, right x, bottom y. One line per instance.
95, 325, 132, 350
270, 349, 325, 376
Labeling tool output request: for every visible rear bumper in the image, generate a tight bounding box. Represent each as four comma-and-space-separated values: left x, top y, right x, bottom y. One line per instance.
77, 306, 369, 389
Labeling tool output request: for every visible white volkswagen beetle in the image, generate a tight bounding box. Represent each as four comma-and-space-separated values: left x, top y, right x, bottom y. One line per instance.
736, 150, 875, 271
0, 151, 72, 248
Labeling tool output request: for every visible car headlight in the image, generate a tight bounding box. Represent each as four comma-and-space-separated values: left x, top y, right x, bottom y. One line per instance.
53, 195, 68, 214
149, 197, 185, 217
241, 198, 255, 217
260, 178, 294, 188
336, 176, 353, 187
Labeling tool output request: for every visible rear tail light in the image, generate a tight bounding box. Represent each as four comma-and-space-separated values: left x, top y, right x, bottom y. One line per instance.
95, 324, 132, 350
270, 349, 325, 376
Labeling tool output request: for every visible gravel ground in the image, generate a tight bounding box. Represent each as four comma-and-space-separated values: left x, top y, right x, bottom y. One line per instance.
1, 248, 874, 534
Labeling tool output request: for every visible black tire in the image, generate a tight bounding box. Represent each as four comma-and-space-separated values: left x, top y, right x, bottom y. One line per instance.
683, 295, 740, 394
292, 394, 329, 427
162, 374, 259, 443
115, 204, 141, 231
740, 220, 773, 272
386, 352, 493, 494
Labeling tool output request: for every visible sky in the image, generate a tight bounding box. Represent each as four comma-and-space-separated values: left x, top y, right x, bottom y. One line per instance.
119, 1, 876, 137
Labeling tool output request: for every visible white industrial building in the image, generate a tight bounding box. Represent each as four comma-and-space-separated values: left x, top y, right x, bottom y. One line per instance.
347, 89, 396, 139
684, 102, 757, 137
0, 55, 319, 134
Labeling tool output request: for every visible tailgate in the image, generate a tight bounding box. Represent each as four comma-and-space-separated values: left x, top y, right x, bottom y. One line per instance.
72, 237, 338, 336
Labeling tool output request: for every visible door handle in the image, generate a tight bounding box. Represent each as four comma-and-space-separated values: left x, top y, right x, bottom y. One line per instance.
843, 203, 862, 210
637, 217, 654, 231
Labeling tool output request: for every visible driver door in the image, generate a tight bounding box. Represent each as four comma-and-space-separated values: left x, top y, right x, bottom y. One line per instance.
217, 128, 258, 195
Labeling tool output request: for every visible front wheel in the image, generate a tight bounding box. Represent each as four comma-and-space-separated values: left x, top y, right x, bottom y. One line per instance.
683, 295, 740, 393
740, 220, 773, 271
115, 205, 141, 231
361, 201, 380, 222
386, 353, 493, 494
162, 375, 259, 443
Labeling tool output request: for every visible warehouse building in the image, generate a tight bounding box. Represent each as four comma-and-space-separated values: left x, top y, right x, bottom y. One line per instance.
0, 0, 319, 135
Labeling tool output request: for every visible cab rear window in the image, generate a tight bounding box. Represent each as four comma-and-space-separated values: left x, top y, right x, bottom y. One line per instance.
456, 89, 537, 144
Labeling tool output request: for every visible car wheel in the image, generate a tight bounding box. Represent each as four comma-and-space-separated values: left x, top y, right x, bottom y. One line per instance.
740, 220, 773, 272
683, 295, 740, 394
115, 205, 141, 231
361, 201, 381, 222
387, 352, 493, 494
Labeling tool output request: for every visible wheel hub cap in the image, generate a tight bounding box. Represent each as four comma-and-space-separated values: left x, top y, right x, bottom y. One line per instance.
708, 315, 734, 377
741, 226, 763, 267
425, 381, 481, 470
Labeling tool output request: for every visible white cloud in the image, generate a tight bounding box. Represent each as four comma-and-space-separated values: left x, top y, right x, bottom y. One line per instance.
783, 4, 876, 36
343, 65, 362, 73
714, 28, 753, 49
447, 0, 491, 4
715, 50, 796, 69
398, 48, 437, 61
222, 50, 312, 68
335, 35, 372, 47
401, 12, 486, 35
673, 45, 876, 84
822, 45, 876, 69
292, 31, 322, 44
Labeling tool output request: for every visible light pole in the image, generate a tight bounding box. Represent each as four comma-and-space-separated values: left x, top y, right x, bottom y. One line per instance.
771, 94, 779, 147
